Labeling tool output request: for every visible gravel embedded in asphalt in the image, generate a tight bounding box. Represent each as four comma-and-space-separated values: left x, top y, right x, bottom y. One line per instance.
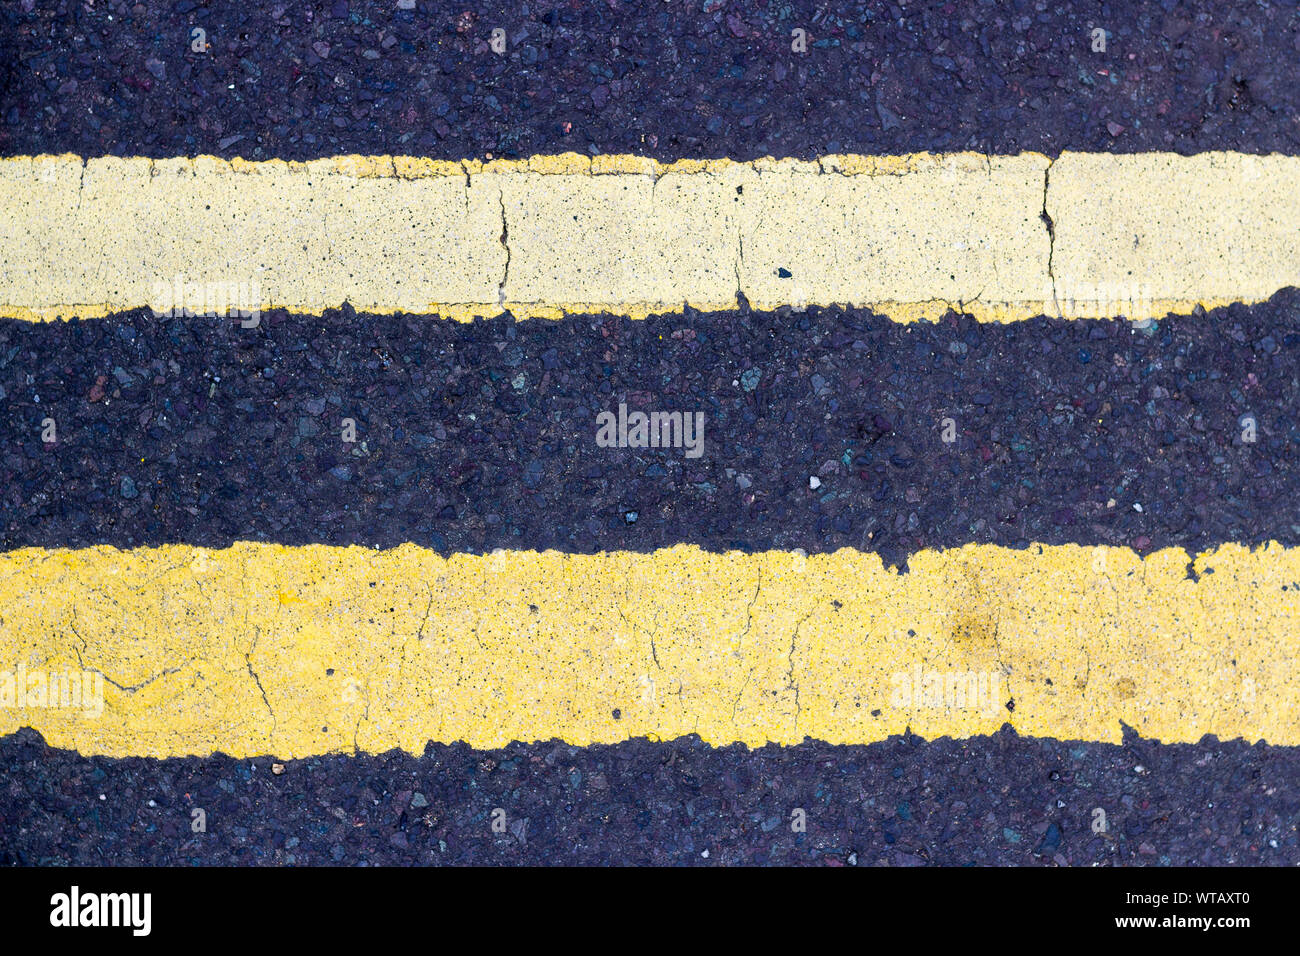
1, 726, 1293, 866
3, 294, 1298, 567
4, 0, 1299, 161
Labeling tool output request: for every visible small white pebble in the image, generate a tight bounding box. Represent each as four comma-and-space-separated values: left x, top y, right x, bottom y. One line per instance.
1134, 503, 1143, 513
701, 849, 709, 858
1106, 499, 1116, 508
99, 794, 106, 800
809, 476, 822, 490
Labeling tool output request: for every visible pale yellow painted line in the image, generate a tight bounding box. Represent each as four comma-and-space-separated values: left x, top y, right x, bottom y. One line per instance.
2, 151, 1297, 323
1, 542, 1297, 758
1047, 152, 1300, 318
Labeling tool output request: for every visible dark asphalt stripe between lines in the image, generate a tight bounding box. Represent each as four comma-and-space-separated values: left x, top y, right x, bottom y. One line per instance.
2, 294, 1298, 562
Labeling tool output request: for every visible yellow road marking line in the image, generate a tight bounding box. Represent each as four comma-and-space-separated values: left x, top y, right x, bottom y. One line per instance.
2, 152, 1296, 323
1, 542, 1296, 757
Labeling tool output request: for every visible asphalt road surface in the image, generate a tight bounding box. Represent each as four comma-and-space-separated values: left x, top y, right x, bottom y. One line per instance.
1, 0, 1298, 868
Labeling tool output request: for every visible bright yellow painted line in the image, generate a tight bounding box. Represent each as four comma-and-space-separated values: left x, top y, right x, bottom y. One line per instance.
1, 542, 1296, 758
2, 151, 1297, 323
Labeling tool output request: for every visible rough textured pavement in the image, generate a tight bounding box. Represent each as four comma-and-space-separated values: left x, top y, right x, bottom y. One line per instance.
2, 726, 1294, 866
4, 0, 1300, 870
3, 295, 1297, 570
4, 0, 1300, 161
